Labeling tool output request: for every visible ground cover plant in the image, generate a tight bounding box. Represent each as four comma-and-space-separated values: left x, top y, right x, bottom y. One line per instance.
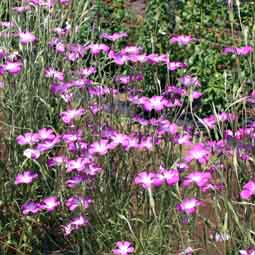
2, 0, 255, 254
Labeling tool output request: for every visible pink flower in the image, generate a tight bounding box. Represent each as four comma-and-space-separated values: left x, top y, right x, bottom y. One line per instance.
16, 132, 39, 145
21, 201, 41, 215
65, 175, 86, 188
112, 241, 135, 255
18, 32, 37, 44
45, 68, 64, 81
89, 139, 110, 155
65, 196, 93, 211
59, 0, 71, 5
36, 135, 61, 152
23, 148, 40, 159
62, 215, 89, 236
178, 247, 194, 255
183, 172, 212, 188
48, 155, 67, 167
184, 143, 210, 164
223, 45, 253, 56
66, 157, 90, 172
240, 180, 255, 200
15, 170, 39, 185
78, 66, 96, 77
40, 196, 60, 212
167, 61, 187, 71
3, 61, 23, 75
36, 128, 56, 141
177, 198, 202, 215
134, 171, 155, 189
179, 75, 201, 87
170, 35, 193, 46
88, 43, 109, 55
12, 6, 32, 13
60, 108, 85, 124
240, 249, 255, 255
141, 96, 169, 112
100, 32, 128, 41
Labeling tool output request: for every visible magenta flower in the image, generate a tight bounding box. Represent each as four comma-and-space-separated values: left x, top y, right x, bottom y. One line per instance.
120, 46, 142, 56
108, 50, 128, 65
183, 172, 212, 188
141, 96, 169, 112
78, 66, 96, 77
65, 175, 86, 188
146, 53, 169, 64
177, 198, 202, 215
15, 170, 39, 185
12, 5, 31, 13
240, 180, 255, 200
223, 45, 253, 56
21, 200, 41, 215
167, 61, 187, 71
16, 132, 39, 145
60, 108, 85, 124
65, 196, 93, 211
59, 0, 71, 5
184, 143, 210, 164
178, 247, 194, 255
89, 139, 110, 156
23, 148, 40, 159
122, 135, 140, 151
66, 157, 90, 173
170, 35, 193, 46
62, 215, 89, 235
40, 196, 60, 212
240, 248, 255, 255
48, 155, 67, 167
100, 32, 128, 41
163, 169, 180, 186
179, 75, 201, 87
3, 61, 23, 75
18, 32, 37, 44
88, 43, 109, 55
45, 68, 64, 81
134, 171, 155, 189
36, 128, 56, 141
36, 136, 61, 152
112, 241, 135, 255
